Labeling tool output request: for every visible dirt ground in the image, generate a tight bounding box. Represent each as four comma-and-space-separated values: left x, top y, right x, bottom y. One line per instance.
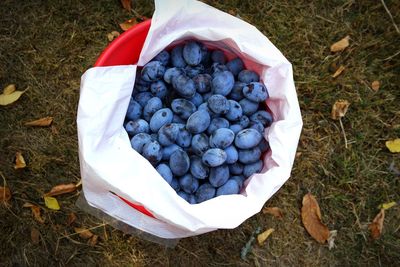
1, 0, 399, 266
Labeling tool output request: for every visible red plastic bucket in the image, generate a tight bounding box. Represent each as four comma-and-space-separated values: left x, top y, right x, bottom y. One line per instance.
95, 19, 151, 67
94, 20, 155, 218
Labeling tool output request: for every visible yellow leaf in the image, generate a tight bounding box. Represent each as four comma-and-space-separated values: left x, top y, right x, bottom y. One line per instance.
332, 65, 345, 78
371, 80, 380, 91
25, 116, 53, 127
3, 84, 16, 95
14, 152, 26, 169
44, 196, 60, 210
330, 36, 350, 52
0, 90, 26, 106
107, 31, 120, 42
369, 209, 384, 240
331, 100, 350, 120
379, 201, 397, 210
119, 18, 138, 31
386, 139, 400, 153
257, 228, 274, 245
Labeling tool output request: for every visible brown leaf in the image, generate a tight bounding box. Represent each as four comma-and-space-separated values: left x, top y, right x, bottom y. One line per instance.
330, 36, 350, 52
3, 84, 16, 95
120, 0, 131, 11
107, 31, 120, 42
44, 183, 77, 197
369, 209, 385, 240
67, 212, 77, 226
14, 151, 26, 169
332, 65, 345, 78
88, 234, 98, 246
74, 227, 93, 239
51, 125, 59, 135
31, 206, 45, 224
371, 80, 380, 91
31, 227, 40, 244
0, 186, 12, 203
301, 193, 330, 244
25, 117, 53, 127
119, 18, 138, 31
331, 100, 350, 120
262, 207, 283, 219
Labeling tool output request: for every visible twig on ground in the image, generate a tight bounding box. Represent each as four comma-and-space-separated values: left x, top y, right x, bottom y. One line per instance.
380, 0, 400, 34
339, 118, 348, 149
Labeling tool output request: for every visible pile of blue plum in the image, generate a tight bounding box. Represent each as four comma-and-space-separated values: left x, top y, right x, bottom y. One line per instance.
125, 41, 273, 204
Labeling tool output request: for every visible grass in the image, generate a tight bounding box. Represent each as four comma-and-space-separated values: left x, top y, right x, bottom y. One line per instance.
1, 0, 399, 266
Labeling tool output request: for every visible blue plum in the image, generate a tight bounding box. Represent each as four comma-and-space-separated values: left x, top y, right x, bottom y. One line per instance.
169, 149, 190, 176
171, 45, 186, 68
207, 94, 229, 115
149, 108, 173, 132
209, 165, 230, 187
125, 119, 149, 136
153, 50, 170, 66
225, 100, 243, 121
235, 128, 263, 149
190, 156, 209, 179
141, 61, 165, 82
172, 74, 196, 98
163, 67, 184, 84
224, 145, 239, 164
158, 123, 180, 146
171, 98, 196, 120
243, 160, 263, 178
239, 98, 259, 116
134, 92, 153, 107
216, 179, 240, 196
156, 163, 173, 184
130, 133, 151, 153
143, 97, 163, 121
238, 70, 259, 83
183, 41, 202, 66
179, 173, 199, 194
191, 133, 209, 156
243, 82, 269, 102
226, 57, 244, 76
126, 98, 142, 121
238, 147, 262, 164
193, 73, 212, 93
162, 144, 181, 160
229, 82, 246, 101
250, 110, 273, 127
209, 128, 235, 149
202, 148, 227, 167
150, 80, 168, 99
207, 117, 229, 135
186, 110, 211, 134
195, 183, 216, 203
212, 71, 234, 96
142, 141, 162, 165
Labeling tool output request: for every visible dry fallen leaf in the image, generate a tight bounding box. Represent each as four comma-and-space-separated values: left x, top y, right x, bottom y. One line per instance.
371, 80, 380, 91
25, 116, 53, 127
0, 186, 12, 203
331, 100, 350, 120
257, 228, 274, 245
3, 84, 16, 95
107, 31, 120, 42
119, 18, 138, 31
23, 204, 46, 224
14, 151, 26, 169
88, 234, 99, 246
301, 193, 330, 244
0, 89, 26, 106
369, 209, 385, 240
120, 0, 131, 11
385, 139, 400, 153
262, 207, 283, 219
31, 227, 40, 244
327, 230, 337, 250
330, 35, 350, 52
67, 212, 77, 226
74, 227, 94, 239
44, 196, 60, 210
44, 183, 77, 197
379, 201, 397, 210
332, 65, 345, 78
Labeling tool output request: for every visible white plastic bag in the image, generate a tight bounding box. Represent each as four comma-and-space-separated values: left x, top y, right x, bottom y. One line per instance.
77, 0, 302, 239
